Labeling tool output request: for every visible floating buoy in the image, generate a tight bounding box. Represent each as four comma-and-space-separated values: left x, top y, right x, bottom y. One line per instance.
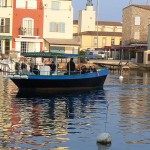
119, 75, 123, 80
96, 132, 112, 145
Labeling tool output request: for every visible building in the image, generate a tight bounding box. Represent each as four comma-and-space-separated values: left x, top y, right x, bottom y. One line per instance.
13, 0, 44, 58
0, 0, 125, 61
122, 4, 150, 46
42, 0, 79, 54
73, 0, 122, 52
0, 0, 13, 57
122, 4, 150, 63
0, 0, 80, 60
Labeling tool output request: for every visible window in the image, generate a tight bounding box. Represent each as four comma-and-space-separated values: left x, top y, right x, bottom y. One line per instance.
16, 0, 37, 9
21, 42, 28, 53
0, 18, 10, 33
50, 46, 65, 53
134, 31, 140, 40
22, 18, 34, 35
102, 38, 106, 47
5, 40, 10, 54
135, 16, 140, 25
0, 0, 6, 7
58, 22, 65, 32
16, 0, 26, 8
94, 37, 97, 47
27, 0, 37, 9
51, 1, 60, 10
50, 22, 57, 32
0, 18, 4, 26
21, 42, 35, 53
50, 22, 65, 33
111, 39, 115, 46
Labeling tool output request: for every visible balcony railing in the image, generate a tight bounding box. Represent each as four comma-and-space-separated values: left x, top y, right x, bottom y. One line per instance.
19, 27, 39, 36
0, 26, 10, 33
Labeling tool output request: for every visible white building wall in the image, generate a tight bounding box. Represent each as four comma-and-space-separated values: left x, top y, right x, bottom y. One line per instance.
78, 6, 96, 32
43, 0, 73, 39
0, 7, 13, 36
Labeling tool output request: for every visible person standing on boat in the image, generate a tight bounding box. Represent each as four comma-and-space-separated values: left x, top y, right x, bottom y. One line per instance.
67, 58, 75, 74
15, 62, 20, 74
33, 65, 40, 75
50, 61, 56, 73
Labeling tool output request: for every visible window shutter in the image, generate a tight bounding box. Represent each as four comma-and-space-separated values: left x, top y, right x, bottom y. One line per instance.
5, 18, 10, 33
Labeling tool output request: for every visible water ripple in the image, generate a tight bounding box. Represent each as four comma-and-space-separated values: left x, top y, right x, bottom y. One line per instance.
0, 71, 150, 149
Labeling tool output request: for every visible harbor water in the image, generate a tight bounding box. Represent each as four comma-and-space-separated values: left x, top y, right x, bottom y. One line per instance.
0, 70, 150, 150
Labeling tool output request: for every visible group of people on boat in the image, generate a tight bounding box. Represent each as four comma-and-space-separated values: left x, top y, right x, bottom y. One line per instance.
15, 61, 39, 75
66, 58, 97, 74
15, 60, 57, 75
81, 65, 97, 74
15, 57, 97, 75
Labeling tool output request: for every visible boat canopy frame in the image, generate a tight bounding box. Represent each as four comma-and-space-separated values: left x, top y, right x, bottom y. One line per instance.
21, 52, 96, 58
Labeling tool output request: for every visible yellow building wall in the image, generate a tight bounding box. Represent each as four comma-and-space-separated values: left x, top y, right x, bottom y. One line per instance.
80, 35, 122, 50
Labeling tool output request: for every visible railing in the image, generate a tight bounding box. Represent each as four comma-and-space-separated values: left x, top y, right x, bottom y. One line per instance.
0, 61, 13, 72
18, 27, 39, 36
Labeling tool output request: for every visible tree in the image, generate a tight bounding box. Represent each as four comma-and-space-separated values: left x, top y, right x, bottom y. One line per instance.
79, 50, 87, 63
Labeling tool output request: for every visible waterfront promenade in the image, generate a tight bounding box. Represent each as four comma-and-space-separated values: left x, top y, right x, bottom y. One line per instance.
88, 59, 150, 71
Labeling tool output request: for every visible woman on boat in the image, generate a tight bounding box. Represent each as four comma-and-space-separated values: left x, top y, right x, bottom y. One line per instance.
81, 65, 87, 74
91, 65, 97, 72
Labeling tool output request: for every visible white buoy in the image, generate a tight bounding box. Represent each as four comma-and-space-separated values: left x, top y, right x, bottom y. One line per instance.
96, 132, 112, 145
119, 75, 123, 80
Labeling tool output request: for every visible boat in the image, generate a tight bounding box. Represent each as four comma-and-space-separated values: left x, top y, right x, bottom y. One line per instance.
8, 52, 109, 93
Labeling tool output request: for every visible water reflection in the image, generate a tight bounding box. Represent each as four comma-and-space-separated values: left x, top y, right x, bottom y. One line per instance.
0, 77, 107, 149
0, 71, 150, 149
97, 143, 111, 150
107, 70, 150, 147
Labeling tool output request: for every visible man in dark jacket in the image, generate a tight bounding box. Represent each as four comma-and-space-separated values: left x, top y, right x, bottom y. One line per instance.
67, 58, 75, 74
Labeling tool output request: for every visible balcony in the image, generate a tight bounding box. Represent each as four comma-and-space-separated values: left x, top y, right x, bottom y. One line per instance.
0, 25, 10, 33
18, 27, 39, 37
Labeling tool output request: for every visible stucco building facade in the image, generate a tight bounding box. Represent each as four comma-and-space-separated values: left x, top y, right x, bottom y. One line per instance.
13, 0, 44, 57
0, 0, 13, 57
0, 0, 80, 59
122, 5, 150, 64
122, 5, 150, 46
73, 1, 122, 51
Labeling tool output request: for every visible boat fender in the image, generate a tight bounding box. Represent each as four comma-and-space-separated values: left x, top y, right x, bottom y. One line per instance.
7, 75, 14, 79
13, 75, 21, 79
20, 75, 28, 79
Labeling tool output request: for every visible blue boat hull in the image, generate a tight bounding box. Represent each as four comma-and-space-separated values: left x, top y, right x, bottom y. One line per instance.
9, 69, 109, 92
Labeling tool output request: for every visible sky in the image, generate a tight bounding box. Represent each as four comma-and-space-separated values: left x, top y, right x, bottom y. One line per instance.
72, 0, 150, 22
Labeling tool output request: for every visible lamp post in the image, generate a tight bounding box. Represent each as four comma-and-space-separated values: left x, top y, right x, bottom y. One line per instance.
96, 0, 99, 48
